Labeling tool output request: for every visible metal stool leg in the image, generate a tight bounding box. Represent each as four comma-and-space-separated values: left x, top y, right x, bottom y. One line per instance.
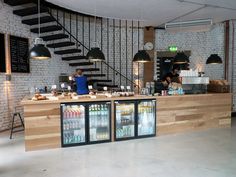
10, 113, 16, 139
18, 113, 24, 129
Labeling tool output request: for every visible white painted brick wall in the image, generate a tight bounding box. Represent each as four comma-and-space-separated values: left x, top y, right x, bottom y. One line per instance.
0, 2, 74, 131
155, 24, 225, 80
51, 8, 144, 88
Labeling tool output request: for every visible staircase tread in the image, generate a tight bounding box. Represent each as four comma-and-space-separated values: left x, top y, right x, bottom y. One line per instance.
47, 41, 75, 48
54, 49, 81, 55
41, 34, 69, 41
69, 62, 94, 66
80, 68, 100, 72
62, 56, 86, 60
97, 83, 118, 87
13, 6, 48, 17
31, 25, 62, 33
4, 0, 33, 6
84, 74, 106, 77
89, 79, 112, 82
22, 16, 55, 25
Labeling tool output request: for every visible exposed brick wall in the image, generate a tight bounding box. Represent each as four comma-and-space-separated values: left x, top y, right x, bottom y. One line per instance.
155, 24, 225, 80
50, 9, 144, 88
0, 2, 74, 131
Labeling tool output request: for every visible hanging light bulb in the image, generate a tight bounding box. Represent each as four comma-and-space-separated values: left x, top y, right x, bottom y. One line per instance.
86, 2, 105, 62
29, 0, 51, 60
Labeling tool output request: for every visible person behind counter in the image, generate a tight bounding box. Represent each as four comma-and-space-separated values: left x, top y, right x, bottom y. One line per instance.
73, 69, 89, 95
162, 65, 181, 87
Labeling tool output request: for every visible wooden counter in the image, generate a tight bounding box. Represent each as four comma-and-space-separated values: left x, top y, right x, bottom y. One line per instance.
21, 93, 232, 151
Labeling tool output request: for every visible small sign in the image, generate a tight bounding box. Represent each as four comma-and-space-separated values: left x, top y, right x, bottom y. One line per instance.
88, 85, 93, 90
168, 46, 178, 52
127, 86, 131, 90
120, 86, 125, 90
103, 87, 108, 91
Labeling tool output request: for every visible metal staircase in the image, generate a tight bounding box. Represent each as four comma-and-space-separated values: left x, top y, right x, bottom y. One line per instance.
4, 0, 138, 90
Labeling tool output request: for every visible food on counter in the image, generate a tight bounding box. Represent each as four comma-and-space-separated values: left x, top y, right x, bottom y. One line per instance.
112, 92, 135, 97
208, 80, 230, 93
32, 94, 47, 101
209, 80, 229, 86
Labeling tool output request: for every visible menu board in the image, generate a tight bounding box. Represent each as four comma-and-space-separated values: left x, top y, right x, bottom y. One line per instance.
0, 33, 6, 73
9, 35, 29, 73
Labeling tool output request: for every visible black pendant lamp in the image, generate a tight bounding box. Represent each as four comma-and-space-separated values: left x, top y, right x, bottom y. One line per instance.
86, 47, 105, 62
86, 4, 105, 62
133, 50, 151, 63
29, 0, 51, 60
133, 21, 151, 63
206, 54, 222, 64
173, 52, 189, 64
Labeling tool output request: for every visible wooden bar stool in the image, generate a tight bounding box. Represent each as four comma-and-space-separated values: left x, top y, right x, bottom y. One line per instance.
10, 107, 24, 139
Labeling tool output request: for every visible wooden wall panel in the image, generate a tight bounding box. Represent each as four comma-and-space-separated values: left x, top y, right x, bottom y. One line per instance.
24, 103, 61, 151
143, 27, 155, 84
157, 94, 232, 135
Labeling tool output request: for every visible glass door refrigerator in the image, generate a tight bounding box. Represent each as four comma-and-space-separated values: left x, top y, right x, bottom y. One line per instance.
88, 102, 111, 143
114, 99, 156, 141
114, 101, 136, 140
61, 103, 86, 147
61, 101, 111, 147
137, 99, 156, 137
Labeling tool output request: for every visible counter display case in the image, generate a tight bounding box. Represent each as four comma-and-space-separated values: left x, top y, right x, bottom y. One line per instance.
61, 104, 86, 146
114, 99, 156, 141
115, 101, 135, 140
61, 101, 111, 147
89, 103, 111, 143
137, 100, 156, 137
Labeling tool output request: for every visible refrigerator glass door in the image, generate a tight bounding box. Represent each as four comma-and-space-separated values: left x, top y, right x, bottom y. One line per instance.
115, 102, 135, 139
61, 104, 86, 146
138, 100, 156, 136
89, 102, 110, 142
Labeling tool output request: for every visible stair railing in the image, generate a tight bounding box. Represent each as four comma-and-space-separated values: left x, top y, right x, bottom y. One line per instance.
47, 8, 139, 90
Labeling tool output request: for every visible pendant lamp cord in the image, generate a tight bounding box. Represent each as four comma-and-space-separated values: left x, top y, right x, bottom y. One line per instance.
94, 2, 97, 46
38, 0, 41, 38
138, 21, 140, 50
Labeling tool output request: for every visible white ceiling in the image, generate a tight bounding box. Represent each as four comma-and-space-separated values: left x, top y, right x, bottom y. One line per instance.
47, 0, 236, 26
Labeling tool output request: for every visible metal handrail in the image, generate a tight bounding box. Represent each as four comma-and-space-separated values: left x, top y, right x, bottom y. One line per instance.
47, 8, 138, 88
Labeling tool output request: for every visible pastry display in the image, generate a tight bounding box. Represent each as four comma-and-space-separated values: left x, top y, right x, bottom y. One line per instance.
32, 94, 47, 101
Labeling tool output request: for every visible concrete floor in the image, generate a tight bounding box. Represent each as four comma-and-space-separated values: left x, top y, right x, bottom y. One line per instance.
1, 122, 236, 177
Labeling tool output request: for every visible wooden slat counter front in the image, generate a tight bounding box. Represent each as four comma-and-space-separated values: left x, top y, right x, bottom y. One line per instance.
21, 93, 232, 151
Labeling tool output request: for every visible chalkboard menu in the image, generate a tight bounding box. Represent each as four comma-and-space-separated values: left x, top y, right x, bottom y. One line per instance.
10, 35, 29, 73
0, 33, 6, 73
